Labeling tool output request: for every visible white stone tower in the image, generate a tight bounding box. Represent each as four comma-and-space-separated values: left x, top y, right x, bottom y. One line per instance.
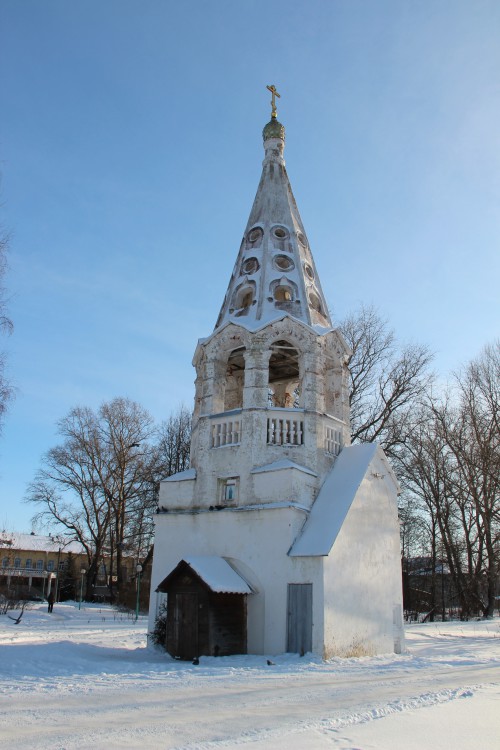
149, 88, 405, 660
188, 86, 351, 510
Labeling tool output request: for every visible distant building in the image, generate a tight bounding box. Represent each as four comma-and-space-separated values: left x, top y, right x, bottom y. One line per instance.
0, 532, 85, 599
148, 90, 405, 659
0, 532, 136, 602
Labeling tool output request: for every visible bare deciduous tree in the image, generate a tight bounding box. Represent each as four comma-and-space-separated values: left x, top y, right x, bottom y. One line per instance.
126, 406, 192, 574
437, 342, 500, 617
27, 398, 159, 599
400, 342, 499, 618
157, 406, 191, 477
27, 400, 192, 602
0, 226, 13, 435
339, 304, 433, 458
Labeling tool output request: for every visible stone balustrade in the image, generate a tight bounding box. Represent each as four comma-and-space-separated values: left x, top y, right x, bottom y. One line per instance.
210, 412, 242, 448
266, 410, 304, 446
209, 408, 346, 453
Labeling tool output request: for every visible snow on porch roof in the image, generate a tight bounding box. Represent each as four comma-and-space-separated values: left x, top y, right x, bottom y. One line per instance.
157, 556, 253, 595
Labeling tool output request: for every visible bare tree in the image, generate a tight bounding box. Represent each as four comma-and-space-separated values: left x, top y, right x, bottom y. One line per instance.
157, 406, 191, 477
27, 400, 193, 602
126, 406, 192, 572
27, 398, 159, 599
438, 342, 499, 617
339, 305, 433, 458
0, 226, 13, 435
400, 342, 500, 618
399, 405, 461, 618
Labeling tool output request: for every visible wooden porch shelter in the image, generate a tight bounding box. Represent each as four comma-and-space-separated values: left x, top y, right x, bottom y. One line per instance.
156, 557, 253, 660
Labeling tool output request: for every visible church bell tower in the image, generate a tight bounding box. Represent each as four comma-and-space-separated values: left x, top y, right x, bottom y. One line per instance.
149, 88, 404, 660
188, 86, 351, 510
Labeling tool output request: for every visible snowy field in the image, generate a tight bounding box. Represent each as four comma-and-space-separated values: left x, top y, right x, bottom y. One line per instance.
0, 603, 498, 749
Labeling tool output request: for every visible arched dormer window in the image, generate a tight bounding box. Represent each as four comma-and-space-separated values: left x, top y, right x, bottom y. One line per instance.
308, 290, 323, 315
231, 281, 256, 317
307, 288, 329, 325
274, 285, 293, 302
241, 290, 253, 307
270, 278, 298, 311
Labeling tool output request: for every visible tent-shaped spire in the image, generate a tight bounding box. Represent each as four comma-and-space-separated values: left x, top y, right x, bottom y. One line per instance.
215, 87, 332, 331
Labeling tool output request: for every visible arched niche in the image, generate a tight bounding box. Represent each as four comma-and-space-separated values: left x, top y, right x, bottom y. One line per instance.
267, 339, 302, 408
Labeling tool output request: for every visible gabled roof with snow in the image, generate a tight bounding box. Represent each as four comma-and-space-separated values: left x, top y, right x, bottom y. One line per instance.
289, 444, 397, 557
157, 556, 253, 594
214, 111, 331, 333
0, 532, 85, 555
164, 468, 196, 482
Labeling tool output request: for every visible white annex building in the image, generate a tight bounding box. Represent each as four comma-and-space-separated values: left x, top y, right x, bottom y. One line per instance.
149, 88, 405, 660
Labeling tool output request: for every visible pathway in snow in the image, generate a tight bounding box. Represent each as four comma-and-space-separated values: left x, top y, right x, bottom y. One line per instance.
0, 604, 498, 749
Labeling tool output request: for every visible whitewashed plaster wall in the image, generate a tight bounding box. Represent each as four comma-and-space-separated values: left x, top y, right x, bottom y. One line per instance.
322, 452, 405, 657
251, 465, 317, 508
148, 506, 325, 655
159, 453, 318, 512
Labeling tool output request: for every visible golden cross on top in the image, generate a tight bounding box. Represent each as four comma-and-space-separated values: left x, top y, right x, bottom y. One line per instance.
266, 84, 280, 119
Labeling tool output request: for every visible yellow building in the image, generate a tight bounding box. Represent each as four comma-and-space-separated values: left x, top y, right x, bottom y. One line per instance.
0, 532, 87, 599
0, 532, 139, 602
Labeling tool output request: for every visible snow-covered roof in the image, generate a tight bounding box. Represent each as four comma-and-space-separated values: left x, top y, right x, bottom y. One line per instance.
0, 532, 85, 555
164, 468, 197, 482
290, 444, 394, 557
185, 557, 253, 593
251, 458, 317, 477
158, 556, 253, 594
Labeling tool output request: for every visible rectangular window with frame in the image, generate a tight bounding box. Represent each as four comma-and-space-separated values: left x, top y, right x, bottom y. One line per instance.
220, 477, 239, 505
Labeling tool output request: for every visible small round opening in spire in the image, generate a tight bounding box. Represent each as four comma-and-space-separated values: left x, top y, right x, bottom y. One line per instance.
274, 255, 295, 271
304, 263, 315, 280
272, 226, 288, 240
241, 257, 260, 275
247, 227, 263, 245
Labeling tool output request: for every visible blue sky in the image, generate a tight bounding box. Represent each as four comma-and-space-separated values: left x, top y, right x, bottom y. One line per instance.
1, 0, 499, 531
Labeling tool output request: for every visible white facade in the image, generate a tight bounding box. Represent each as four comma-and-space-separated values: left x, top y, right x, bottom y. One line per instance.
149, 99, 405, 658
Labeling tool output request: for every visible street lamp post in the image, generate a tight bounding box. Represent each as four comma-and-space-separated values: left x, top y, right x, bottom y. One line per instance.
79, 567, 86, 610
135, 563, 143, 621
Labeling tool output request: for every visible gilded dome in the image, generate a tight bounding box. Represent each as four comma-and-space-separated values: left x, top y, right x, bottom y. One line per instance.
262, 118, 285, 142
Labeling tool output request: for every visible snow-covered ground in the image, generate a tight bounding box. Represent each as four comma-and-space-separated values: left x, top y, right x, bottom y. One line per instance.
0, 603, 498, 749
